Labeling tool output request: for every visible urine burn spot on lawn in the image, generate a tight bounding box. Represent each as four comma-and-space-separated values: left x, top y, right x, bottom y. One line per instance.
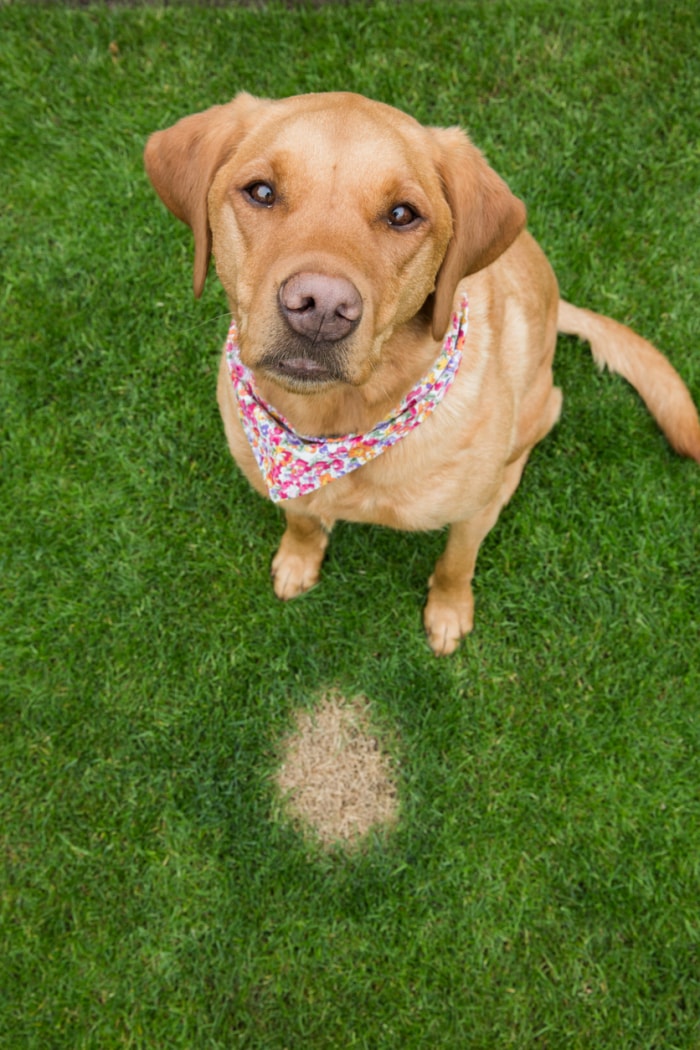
275, 693, 398, 848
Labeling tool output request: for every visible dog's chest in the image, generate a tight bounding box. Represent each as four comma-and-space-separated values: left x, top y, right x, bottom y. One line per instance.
276, 430, 498, 531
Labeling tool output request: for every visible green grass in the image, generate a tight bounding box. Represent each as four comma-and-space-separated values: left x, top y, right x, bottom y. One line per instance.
2, 1, 699, 1046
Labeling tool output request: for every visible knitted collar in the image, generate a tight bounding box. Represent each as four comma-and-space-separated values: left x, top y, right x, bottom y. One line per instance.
226, 295, 468, 503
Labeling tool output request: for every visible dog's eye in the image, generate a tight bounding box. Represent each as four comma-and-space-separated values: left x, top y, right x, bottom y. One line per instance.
388, 203, 420, 228
244, 181, 276, 207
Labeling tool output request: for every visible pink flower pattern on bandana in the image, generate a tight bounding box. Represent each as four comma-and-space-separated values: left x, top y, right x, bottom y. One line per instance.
226, 295, 468, 503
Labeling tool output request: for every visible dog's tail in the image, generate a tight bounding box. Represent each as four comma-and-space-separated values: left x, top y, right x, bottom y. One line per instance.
557, 300, 700, 463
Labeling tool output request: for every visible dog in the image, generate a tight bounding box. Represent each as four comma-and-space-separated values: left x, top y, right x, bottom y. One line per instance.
145, 91, 700, 655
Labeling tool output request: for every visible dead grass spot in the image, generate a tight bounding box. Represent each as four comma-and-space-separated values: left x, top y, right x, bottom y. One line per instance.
275, 693, 398, 847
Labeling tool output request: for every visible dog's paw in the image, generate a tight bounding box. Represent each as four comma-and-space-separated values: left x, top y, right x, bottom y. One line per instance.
271, 549, 322, 600
271, 518, 329, 601
423, 590, 474, 656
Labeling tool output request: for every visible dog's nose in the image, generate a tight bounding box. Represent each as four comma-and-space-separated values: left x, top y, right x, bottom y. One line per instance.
279, 273, 362, 342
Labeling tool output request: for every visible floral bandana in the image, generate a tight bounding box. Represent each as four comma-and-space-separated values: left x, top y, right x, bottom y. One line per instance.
225, 295, 468, 503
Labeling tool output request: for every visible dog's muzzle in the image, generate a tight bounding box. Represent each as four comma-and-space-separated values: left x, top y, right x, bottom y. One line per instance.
261, 272, 363, 385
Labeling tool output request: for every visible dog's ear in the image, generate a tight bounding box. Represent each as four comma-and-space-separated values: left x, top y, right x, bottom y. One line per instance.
144, 93, 262, 298
429, 126, 527, 340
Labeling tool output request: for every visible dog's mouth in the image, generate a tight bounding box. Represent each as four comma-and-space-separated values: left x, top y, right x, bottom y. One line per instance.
259, 338, 351, 390
269, 357, 337, 384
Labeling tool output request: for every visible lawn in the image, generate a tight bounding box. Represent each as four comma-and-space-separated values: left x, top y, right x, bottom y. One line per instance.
1, 1, 699, 1047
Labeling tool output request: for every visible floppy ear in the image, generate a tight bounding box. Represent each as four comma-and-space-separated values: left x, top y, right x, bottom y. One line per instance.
144, 93, 262, 298
429, 126, 527, 339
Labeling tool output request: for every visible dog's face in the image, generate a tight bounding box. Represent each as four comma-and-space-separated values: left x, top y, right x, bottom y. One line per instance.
208, 94, 455, 391
145, 91, 526, 393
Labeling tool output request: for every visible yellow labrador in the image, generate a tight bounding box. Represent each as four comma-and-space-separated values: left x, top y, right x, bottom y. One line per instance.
145, 91, 700, 654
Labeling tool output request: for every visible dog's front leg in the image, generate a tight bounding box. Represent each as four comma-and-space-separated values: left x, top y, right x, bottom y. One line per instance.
424, 495, 511, 655
423, 518, 482, 656
271, 511, 330, 600
425, 448, 534, 655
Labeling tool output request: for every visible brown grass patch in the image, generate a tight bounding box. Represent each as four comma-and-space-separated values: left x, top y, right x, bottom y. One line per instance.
275, 693, 399, 847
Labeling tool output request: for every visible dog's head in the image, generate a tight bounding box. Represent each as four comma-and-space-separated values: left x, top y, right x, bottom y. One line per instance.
145, 91, 525, 392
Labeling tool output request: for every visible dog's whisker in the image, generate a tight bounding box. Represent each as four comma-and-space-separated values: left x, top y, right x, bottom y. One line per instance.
179, 311, 233, 337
